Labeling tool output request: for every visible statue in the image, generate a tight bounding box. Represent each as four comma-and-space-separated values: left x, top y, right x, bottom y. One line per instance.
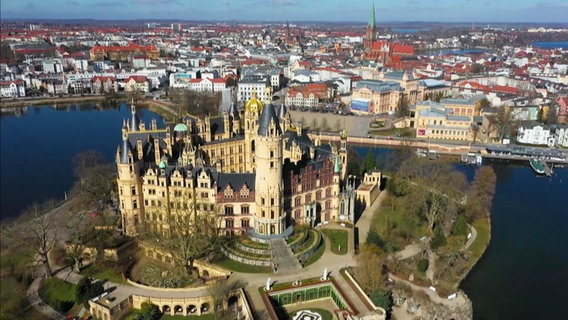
322, 268, 328, 281
266, 277, 272, 291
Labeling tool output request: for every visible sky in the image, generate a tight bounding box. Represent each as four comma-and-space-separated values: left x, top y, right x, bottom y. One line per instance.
1, 0, 567, 23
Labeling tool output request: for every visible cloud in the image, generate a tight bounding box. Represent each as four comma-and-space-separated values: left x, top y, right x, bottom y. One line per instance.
221, 0, 230, 6
91, 1, 125, 6
134, 0, 179, 4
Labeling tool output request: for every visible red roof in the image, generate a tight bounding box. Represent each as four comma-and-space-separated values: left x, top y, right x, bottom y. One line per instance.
125, 75, 147, 83
492, 85, 520, 95
392, 43, 415, 55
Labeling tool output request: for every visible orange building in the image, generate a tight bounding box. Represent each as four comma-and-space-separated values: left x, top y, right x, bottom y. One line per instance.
90, 43, 159, 61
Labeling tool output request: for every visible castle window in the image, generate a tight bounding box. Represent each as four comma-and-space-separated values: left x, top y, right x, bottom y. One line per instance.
133, 200, 138, 209
262, 210, 266, 218
241, 206, 249, 214
270, 211, 275, 219
270, 161, 274, 168
226, 219, 234, 228
241, 219, 250, 228
261, 197, 265, 205
270, 151, 274, 158
224, 206, 234, 216
131, 186, 136, 196
271, 198, 275, 206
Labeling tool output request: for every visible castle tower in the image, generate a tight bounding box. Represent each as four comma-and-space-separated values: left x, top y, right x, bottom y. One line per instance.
339, 128, 348, 180
116, 125, 143, 236
364, 2, 376, 51
244, 92, 263, 172
254, 103, 285, 236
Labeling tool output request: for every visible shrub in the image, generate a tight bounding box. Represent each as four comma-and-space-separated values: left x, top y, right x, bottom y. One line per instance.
417, 259, 429, 274
451, 214, 468, 236
370, 289, 393, 312
52, 299, 74, 312
431, 227, 447, 250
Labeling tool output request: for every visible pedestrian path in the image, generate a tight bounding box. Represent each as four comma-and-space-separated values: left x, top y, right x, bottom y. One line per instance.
270, 238, 301, 273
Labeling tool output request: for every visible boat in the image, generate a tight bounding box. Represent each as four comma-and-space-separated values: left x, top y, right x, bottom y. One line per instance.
529, 158, 545, 175
461, 152, 483, 165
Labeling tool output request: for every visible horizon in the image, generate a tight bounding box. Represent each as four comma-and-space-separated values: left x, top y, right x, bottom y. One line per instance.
1, 0, 567, 24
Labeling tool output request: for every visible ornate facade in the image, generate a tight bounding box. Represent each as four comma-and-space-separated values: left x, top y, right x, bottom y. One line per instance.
116, 94, 351, 238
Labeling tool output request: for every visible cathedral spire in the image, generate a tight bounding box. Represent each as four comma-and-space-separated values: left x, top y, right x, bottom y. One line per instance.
369, 2, 376, 31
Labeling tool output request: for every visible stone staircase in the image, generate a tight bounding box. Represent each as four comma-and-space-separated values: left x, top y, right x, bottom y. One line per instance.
270, 238, 301, 272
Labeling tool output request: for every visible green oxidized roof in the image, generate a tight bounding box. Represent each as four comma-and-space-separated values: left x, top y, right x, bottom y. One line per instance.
369, 2, 376, 30
159, 160, 167, 169
174, 123, 188, 131
334, 156, 341, 173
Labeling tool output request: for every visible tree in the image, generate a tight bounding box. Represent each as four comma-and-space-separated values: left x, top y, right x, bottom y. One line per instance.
362, 151, 378, 174
465, 166, 496, 221
65, 210, 107, 272
2, 201, 58, 278
75, 277, 104, 307
451, 214, 469, 237
471, 123, 480, 143
72, 151, 116, 217
430, 226, 447, 250
354, 244, 387, 294
495, 106, 513, 141
148, 192, 222, 276
397, 96, 409, 117
138, 302, 161, 320
471, 63, 484, 74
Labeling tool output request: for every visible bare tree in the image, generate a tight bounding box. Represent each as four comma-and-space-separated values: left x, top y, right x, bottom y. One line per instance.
72, 150, 117, 219
2, 201, 58, 278
147, 191, 222, 276
354, 244, 387, 293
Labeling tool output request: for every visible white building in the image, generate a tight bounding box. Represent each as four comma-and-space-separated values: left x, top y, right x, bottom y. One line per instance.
42, 59, 63, 74
516, 123, 552, 146
553, 125, 568, 148
237, 76, 271, 103
0, 80, 26, 98
188, 78, 226, 92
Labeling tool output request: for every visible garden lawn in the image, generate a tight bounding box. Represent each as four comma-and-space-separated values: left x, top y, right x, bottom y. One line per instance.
303, 240, 325, 267
322, 229, 348, 255
212, 256, 272, 273
81, 263, 126, 284
38, 277, 77, 311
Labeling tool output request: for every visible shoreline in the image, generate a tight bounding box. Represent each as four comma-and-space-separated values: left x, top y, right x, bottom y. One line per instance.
0, 95, 110, 108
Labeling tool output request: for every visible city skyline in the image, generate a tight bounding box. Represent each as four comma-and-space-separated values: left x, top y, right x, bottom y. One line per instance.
1, 0, 567, 24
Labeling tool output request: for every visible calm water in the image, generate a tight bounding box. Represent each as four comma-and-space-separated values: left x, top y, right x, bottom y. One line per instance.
1, 109, 566, 318
356, 146, 568, 319
0, 102, 163, 220
531, 41, 568, 49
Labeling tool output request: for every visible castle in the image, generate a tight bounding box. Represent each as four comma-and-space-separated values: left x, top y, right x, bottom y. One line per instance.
116, 94, 354, 240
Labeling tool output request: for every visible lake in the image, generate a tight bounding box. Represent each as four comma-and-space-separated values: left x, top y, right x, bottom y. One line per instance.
0, 102, 164, 220
1, 106, 566, 318
531, 41, 568, 49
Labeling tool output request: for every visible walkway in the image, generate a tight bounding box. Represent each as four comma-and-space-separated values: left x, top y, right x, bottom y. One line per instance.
27, 189, 389, 319
270, 238, 301, 273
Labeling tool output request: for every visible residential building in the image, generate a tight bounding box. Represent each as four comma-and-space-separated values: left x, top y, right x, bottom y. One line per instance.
0, 80, 26, 98
237, 76, 272, 104
517, 122, 553, 146
285, 83, 329, 108
124, 75, 150, 93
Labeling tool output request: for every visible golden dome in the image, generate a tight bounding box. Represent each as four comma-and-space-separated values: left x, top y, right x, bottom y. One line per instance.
245, 91, 264, 114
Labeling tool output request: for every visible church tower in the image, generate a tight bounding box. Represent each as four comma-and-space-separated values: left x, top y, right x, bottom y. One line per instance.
254, 103, 285, 236
364, 2, 376, 51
